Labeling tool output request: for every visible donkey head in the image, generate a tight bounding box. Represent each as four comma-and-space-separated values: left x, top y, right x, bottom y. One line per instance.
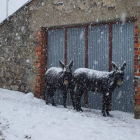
112, 61, 126, 86
59, 60, 74, 85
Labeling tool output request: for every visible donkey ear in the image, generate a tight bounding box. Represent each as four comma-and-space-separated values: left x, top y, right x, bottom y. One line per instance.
112, 62, 118, 70
121, 61, 126, 71
59, 60, 65, 69
69, 60, 73, 69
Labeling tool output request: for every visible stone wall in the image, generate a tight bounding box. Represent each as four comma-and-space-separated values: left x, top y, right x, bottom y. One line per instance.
0, 0, 140, 118
0, 3, 38, 93
29, 0, 140, 29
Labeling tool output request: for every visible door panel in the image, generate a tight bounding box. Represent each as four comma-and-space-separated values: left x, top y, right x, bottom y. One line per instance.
67, 27, 86, 106
47, 29, 65, 105
112, 22, 134, 113
88, 25, 109, 110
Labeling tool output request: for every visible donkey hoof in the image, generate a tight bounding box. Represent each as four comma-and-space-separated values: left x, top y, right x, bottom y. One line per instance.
103, 114, 106, 117
107, 113, 113, 117
76, 108, 83, 112
52, 103, 57, 106
76, 108, 80, 112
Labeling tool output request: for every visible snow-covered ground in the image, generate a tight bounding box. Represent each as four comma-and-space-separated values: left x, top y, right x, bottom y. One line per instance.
0, 88, 140, 140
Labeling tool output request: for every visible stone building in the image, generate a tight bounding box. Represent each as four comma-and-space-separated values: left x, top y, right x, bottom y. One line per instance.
0, 0, 140, 118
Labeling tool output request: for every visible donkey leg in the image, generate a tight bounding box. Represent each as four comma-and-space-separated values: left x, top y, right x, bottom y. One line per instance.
63, 90, 67, 108
45, 87, 50, 104
102, 94, 106, 117
70, 89, 76, 109
76, 86, 83, 112
50, 90, 57, 106
106, 93, 112, 117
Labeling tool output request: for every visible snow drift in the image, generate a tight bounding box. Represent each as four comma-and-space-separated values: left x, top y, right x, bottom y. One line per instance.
0, 88, 140, 140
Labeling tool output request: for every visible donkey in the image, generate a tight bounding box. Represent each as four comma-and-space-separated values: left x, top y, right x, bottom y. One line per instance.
73, 61, 126, 117
45, 60, 75, 108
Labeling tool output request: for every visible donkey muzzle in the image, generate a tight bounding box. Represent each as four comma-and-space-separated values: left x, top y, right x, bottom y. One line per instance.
117, 79, 123, 86
63, 80, 69, 85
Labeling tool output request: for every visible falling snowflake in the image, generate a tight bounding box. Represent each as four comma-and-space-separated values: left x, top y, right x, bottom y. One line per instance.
94, 61, 98, 65
117, 90, 122, 99
120, 13, 126, 25
80, 31, 84, 40
26, 59, 29, 63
